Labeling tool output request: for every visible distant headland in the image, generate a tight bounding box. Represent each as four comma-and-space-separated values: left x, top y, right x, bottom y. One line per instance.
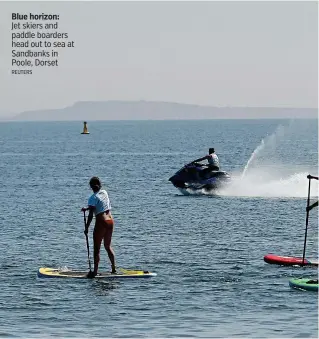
1, 100, 317, 121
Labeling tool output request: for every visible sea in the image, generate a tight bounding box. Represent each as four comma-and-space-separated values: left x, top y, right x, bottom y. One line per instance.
0, 118, 318, 338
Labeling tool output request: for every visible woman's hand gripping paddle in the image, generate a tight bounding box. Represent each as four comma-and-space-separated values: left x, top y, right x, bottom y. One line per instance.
82, 209, 92, 273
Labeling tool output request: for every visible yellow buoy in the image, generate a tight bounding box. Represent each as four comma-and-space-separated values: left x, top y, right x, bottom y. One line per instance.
81, 121, 90, 134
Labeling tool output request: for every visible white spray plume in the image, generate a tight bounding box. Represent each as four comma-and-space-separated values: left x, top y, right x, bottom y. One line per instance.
220, 170, 318, 198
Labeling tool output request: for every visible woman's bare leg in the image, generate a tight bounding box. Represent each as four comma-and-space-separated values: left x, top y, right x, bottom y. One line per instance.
103, 219, 116, 273
93, 224, 104, 275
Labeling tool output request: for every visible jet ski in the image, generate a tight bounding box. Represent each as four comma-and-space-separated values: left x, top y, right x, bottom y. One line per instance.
169, 162, 231, 192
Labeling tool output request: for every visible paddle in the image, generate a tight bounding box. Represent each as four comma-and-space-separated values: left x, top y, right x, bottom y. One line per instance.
83, 210, 92, 272
301, 175, 312, 266
307, 175, 319, 180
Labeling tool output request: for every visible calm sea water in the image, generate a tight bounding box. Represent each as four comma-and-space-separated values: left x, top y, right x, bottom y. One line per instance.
0, 119, 318, 338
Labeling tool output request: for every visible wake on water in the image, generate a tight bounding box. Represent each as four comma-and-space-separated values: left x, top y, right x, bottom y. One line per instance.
183, 172, 318, 198
185, 122, 318, 198
219, 170, 318, 198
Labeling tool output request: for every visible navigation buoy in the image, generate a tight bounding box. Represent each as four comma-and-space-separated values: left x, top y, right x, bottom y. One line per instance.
81, 121, 90, 134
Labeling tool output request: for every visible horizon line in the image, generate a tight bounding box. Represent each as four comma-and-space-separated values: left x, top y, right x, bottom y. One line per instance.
1, 99, 318, 117
1, 117, 318, 123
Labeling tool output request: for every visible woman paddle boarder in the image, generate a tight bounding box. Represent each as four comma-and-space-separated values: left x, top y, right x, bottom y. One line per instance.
81, 177, 116, 278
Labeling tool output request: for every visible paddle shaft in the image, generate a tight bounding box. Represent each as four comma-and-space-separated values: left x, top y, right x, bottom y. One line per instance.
301, 176, 311, 266
83, 210, 92, 271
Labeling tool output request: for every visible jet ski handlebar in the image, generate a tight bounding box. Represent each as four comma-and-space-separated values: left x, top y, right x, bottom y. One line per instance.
184, 162, 205, 167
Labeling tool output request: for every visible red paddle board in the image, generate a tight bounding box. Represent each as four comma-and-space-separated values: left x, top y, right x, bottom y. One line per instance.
264, 254, 318, 266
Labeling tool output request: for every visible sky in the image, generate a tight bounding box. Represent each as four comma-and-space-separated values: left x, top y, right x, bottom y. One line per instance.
0, 1, 317, 116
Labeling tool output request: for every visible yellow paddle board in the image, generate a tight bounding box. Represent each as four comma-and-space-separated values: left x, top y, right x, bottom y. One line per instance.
38, 267, 157, 279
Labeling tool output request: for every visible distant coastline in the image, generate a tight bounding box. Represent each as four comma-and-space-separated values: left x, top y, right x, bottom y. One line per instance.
0, 100, 318, 121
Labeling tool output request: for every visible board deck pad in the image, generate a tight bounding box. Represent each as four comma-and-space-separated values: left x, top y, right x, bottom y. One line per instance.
38, 267, 157, 279
264, 254, 318, 266
289, 278, 318, 291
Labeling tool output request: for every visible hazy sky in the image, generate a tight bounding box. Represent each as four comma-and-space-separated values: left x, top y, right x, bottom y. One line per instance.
0, 1, 317, 115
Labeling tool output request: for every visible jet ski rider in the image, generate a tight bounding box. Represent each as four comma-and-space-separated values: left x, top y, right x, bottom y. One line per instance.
191, 148, 220, 171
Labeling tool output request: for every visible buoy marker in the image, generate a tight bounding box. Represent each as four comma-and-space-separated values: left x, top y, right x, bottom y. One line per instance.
81, 121, 90, 134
